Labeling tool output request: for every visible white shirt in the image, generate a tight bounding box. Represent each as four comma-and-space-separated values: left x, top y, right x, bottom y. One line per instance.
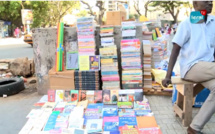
172, 15, 215, 78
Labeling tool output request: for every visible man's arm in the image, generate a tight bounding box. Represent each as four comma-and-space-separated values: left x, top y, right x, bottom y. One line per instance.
162, 43, 181, 87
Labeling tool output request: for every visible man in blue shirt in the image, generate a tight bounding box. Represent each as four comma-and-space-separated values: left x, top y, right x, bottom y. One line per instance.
162, 1, 214, 134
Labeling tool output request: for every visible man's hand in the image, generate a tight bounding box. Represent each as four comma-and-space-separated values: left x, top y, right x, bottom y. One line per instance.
162, 78, 172, 88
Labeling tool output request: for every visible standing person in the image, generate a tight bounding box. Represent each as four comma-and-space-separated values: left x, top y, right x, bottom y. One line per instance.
15, 27, 20, 38
162, 1, 214, 134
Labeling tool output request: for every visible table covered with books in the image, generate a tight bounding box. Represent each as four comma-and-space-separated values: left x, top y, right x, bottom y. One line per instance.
20, 17, 172, 134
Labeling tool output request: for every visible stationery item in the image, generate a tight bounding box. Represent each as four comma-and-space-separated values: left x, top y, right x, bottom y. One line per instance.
86, 91, 95, 104
48, 90, 56, 102
42, 102, 56, 110
66, 52, 79, 69
55, 22, 64, 72
54, 102, 66, 113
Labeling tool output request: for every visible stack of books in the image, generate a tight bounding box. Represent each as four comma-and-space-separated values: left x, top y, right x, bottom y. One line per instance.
100, 25, 114, 47
121, 22, 142, 89
99, 26, 120, 90
99, 46, 120, 90
75, 70, 100, 90
142, 40, 152, 92
77, 17, 95, 55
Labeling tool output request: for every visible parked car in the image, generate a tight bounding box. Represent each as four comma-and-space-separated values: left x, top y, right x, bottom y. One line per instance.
24, 33, 33, 47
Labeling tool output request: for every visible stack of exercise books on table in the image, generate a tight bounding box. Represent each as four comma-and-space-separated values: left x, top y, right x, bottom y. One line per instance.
121, 21, 142, 89
142, 40, 152, 92
75, 70, 100, 90
77, 17, 95, 55
99, 26, 120, 90
20, 89, 162, 134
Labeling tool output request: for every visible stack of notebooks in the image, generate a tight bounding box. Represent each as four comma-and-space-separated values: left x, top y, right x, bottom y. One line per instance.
99, 46, 120, 90
142, 40, 152, 91
121, 22, 142, 89
75, 70, 100, 90
100, 25, 114, 47
77, 17, 95, 55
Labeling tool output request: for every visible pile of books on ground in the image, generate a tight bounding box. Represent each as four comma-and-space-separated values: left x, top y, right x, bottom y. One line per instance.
121, 22, 142, 89
142, 40, 152, 92
20, 89, 162, 134
75, 70, 100, 90
77, 17, 95, 55
99, 26, 120, 89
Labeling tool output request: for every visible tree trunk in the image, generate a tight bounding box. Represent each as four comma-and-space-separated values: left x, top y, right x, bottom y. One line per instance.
145, 7, 148, 17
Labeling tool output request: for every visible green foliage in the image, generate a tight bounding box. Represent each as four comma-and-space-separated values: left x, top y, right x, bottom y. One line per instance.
76, 10, 88, 17
0, 1, 80, 29
149, 1, 189, 23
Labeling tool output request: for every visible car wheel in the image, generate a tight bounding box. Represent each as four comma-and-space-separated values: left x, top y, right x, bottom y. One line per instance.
0, 78, 25, 96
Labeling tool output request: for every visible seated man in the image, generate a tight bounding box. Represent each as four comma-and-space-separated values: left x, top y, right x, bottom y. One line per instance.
162, 1, 215, 134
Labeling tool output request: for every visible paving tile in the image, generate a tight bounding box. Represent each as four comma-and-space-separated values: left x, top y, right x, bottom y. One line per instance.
166, 130, 177, 134
175, 130, 186, 134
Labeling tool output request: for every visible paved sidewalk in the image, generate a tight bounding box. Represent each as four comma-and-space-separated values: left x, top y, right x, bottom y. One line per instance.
147, 95, 215, 134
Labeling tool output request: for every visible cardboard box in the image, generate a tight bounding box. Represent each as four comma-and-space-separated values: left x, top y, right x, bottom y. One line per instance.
106, 11, 126, 26
49, 67, 75, 90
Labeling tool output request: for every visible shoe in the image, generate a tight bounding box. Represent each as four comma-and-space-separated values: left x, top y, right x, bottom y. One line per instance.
187, 126, 203, 134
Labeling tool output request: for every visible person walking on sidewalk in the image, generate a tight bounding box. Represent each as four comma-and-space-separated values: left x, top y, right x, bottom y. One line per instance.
15, 27, 20, 38
162, 1, 214, 134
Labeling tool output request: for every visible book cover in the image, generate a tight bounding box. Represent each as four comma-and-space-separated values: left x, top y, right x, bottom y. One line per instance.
73, 128, 87, 134
134, 101, 151, 111
135, 110, 152, 116
68, 117, 84, 129
64, 90, 71, 102
63, 104, 76, 115
119, 117, 137, 127
121, 128, 139, 134
118, 109, 135, 117
89, 55, 100, 71
87, 103, 103, 110
84, 109, 102, 121
111, 90, 118, 104
134, 90, 143, 101
103, 131, 120, 134
94, 90, 103, 103
77, 100, 89, 109
70, 90, 79, 103
54, 102, 67, 113
102, 105, 118, 117
26, 109, 43, 119
136, 116, 158, 129
70, 106, 84, 119
42, 102, 56, 110
85, 119, 103, 133
86, 91, 95, 104
104, 122, 119, 132
103, 90, 111, 104
138, 127, 162, 134
103, 116, 119, 126
66, 52, 79, 69
79, 55, 90, 71
55, 90, 64, 102
79, 90, 86, 101
117, 102, 133, 109
48, 90, 56, 102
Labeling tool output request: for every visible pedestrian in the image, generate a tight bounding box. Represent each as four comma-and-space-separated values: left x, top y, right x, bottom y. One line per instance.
162, 1, 214, 134
15, 27, 20, 38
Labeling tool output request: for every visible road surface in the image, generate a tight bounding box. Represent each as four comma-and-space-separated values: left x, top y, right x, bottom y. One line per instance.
0, 37, 34, 59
